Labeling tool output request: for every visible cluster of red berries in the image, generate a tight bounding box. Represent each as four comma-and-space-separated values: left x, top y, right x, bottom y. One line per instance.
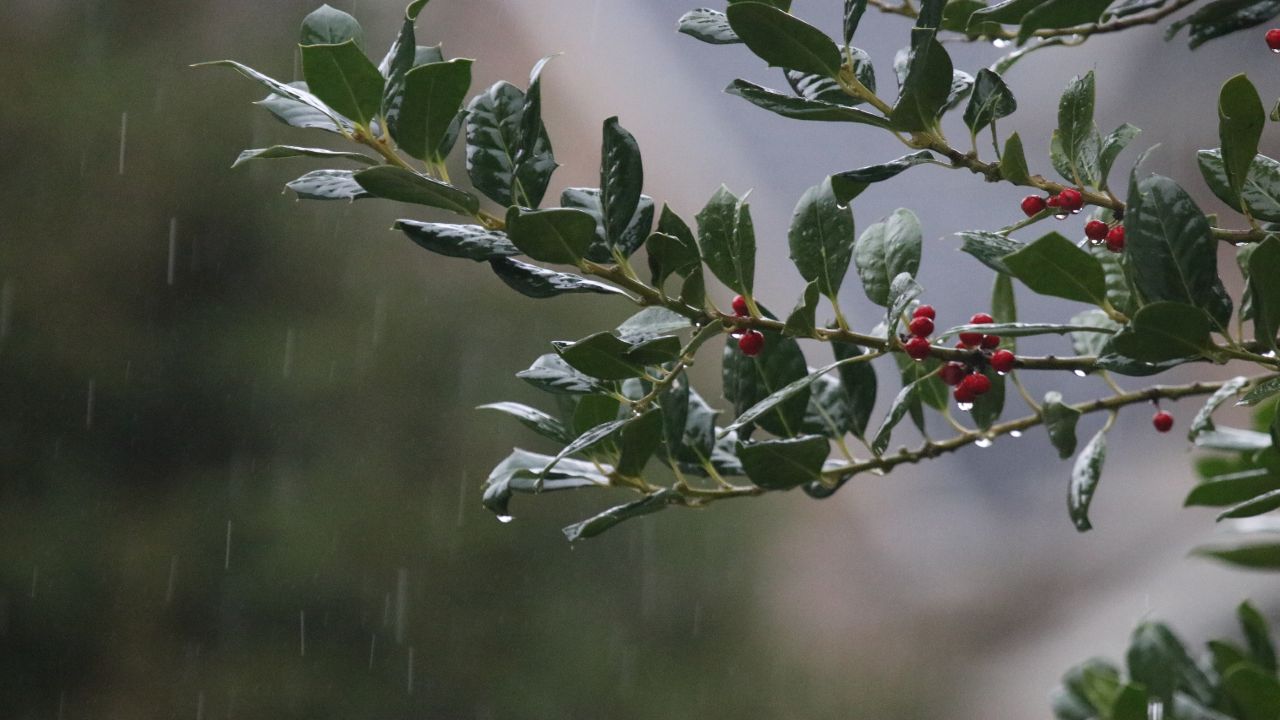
902, 305, 937, 361
1021, 188, 1083, 218
902, 308, 1016, 407
731, 295, 765, 357
1267, 28, 1280, 51
1084, 219, 1125, 253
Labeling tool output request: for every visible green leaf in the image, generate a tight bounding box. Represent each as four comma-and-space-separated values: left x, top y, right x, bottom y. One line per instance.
393, 220, 518, 261
1126, 173, 1233, 327
1068, 426, 1107, 531
1070, 309, 1120, 357
1221, 74, 1267, 207
724, 355, 871, 435
489, 257, 628, 299
615, 307, 691, 343
1097, 123, 1141, 190
624, 336, 681, 367
1219, 487, 1280, 519
1127, 622, 1215, 710
845, 0, 869, 43
1240, 601, 1277, 673
968, 0, 1043, 28
1042, 392, 1082, 459
1241, 376, 1280, 407
1189, 376, 1250, 441
725, 2, 843, 78
831, 151, 936, 203
1003, 232, 1109, 307
1056, 71, 1096, 187
1186, 468, 1280, 507
991, 274, 1018, 351
1224, 664, 1280, 720
722, 321, 810, 437
1052, 658, 1123, 720
197, 61, 348, 130
695, 186, 755, 296
1000, 132, 1031, 184
615, 410, 664, 478
886, 273, 925, 338
1195, 542, 1280, 570
562, 489, 681, 542
1167, 0, 1280, 49
970, 368, 1005, 432
554, 332, 644, 381
854, 209, 922, 307
738, 435, 831, 490
963, 68, 1016, 137
646, 231, 700, 289
601, 117, 644, 249
724, 80, 891, 126
677, 9, 741, 44
482, 449, 609, 517
477, 402, 573, 443
1245, 237, 1280, 354
789, 177, 856, 299
873, 371, 934, 456
285, 169, 370, 200
505, 207, 596, 264
232, 145, 376, 167
783, 281, 820, 336
1198, 150, 1280, 223
300, 40, 385, 127
1105, 302, 1215, 363
958, 230, 1023, 274
1089, 241, 1135, 316
559, 187, 654, 261
889, 30, 954, 132
353, 165, 479, 215
833, 342, 878, 439
786, 64, 872, 106
1018, 0, 1114, 44
377, 1, 432, 117
1108, 684, 1149, 720
516, 353, 607, 395
1196, 427, 1274, 451
392, 59, 473, 162
465, 80, 556, 207
300, 4, 363, 47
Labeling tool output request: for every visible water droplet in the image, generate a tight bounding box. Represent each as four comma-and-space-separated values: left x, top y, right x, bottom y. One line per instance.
995, 369, 1008, 376
993, 38, 1011, 48
1009, 430, 1022, 438
1073, 369, 1087, 377
1264, 350, 1278, 359
497, 514, 515, 524
1271, 47, 1280, 54
1070, 208, 1082, 215
957, 401, 974, 412
1235, 241, 1251, 247
975, 438, 993, 448
1054, 213, 1069, 221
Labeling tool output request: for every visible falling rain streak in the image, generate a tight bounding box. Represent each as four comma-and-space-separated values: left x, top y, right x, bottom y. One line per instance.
167, 218, 178, 285
224, 521, 232, 570
85, 379, 96, 430
282, 328, 296, 379
0, 279, 12, 341
118, 112, 128, 175
299, 610, 306, 656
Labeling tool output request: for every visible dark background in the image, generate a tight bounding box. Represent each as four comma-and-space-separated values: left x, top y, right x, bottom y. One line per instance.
2, 1, 1278, 717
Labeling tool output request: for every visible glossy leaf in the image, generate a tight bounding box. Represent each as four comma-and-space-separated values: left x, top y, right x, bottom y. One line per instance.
1043, 392, 1082, 459
600, 117, 644, 249
198, 61, 348, 129
1224, 664, 1280, 720
1221, 73, 1267, 206
873, 372, 934, 456
300, 4, 363, 47
1220, 488, 1280, 519
516, 353, 607, 395
1245, 237, 1280, 354
482, 449, 609, 517
963, 68, 1016, 137
844, 0, 869, 43
1056, 71, 1096, 187
722, 322, 810, 437
678, 9, 741, 44
489, 258, 628, 299
969, 0, 1044, 28
615, 410, 664, 478
232, 145, 375, 167
725, 80, 891, 126
738, 435, 831, 490
1070, 309, 1120, 357
854, 209, 922, 307
393, 59, 474, 161
1003, 232, 1109, 307
1127, 622, 1214, 710
970, 368, 1005, 432
1194, 542, 1280, 570
942, 322, 1108, 340
1000, 132, 1031, 184
477, 402, 573, 443
831, 151, 936, 203
958, 230, 1022, 274
646, 222, 700, 289
696, 186, 755, 296
1189, 376, 1250, 441
505, 207, 596, 264
1068, 427, 1107, 531
1167, 0, 1280, 50
465, 80, 556, 207
723, 355, 870, 435
353, 165, 479, 215
1240, 376, 1280, 407
789, 177, 856, 299
783, 281, 820, 336
1199, 150, 1280, 223
286, 169, 370, 200
885, 273, 924, 338
300, 40, 385, 127
1240, 601, 1277, 673
562, 489, 681, 542
1186, 469, 1280, 507
889, 30, 953, 132
1019, 0, 1114, 44
1097, 123, 1140, 190
834, 342, 878, 439
394, 220, 518, 261
1105, 302, 1214, 363
554, 332, 645, 381
725, 3, 843, 78
1195, 428, 1274, 451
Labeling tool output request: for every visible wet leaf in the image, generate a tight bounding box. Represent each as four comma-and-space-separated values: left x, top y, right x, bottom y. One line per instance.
1003, 232, 1109, 307
738, 435, 830, 490
1043, 392, 1082, 459
854, 208, 922, 307
489, 258, 627, 299
300, 39, 385, 127
353, 165, 478, 215
1068, 426, 1107, 531
789, 177, 856, 299
725, 80, 891, 126
393, 59, 474, 162
232, 145, 375, 167
726, 3, 843, 78
394, 220, 518, 261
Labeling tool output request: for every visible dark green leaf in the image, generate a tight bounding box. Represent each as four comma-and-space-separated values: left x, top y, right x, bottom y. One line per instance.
1245, 237, 1280, 354
724, 354, 872, 435
1186, 468, 1280, 507
725, 2, 844, 78
1240, 376, 1280, 407
1240, 601, 1277, 673
1224, 664, 1280, 720
624, 336, 682, 367
285, 169, 370, 200
555, 332, 645, 381
1198, 150, 1280, 223
968, 0, 1043, 28
505, 207, 596, 264
1000, 132, 1031, 184
600, 117, 644, 249
253, 81, 351, 134
1195, 542, 1280, 570
886, 273, 925, 338
963, 68, 1017, 137
1167, 0, 1280, 49
1052, 658, 1123, 720
615, 410, 664, 478
477, 402, 573, 443
615, 307, 692, 343
353, 165, 479, 215
1068, 426, 1107, 531
833, 342, 878, 439
725, 79, 891, 126
678, 9, 741, 44
783, 281, 820, 336
1221, 73, 1267, 206
873, 371, 934, 455
1056, 71, 1096, 186
393, 220, 518, 261
300, 40, 384, 127
1070, 309, 1120, 357
300, 4, 363, 47
1189, 376, 1250, 441
1219, 488, 1280, 519
393, 59, 474, 161
377, 1, 431, 117
482, 449, 609, 517
789, 177, 856, 298
1109, 684, 1149, 720
958, 230, 1023, 274
991, 274, 1018, 352
1043, 392, 1082, 459
1019, 0, 1114, 44
646, 231, 700, 289
1104, 302, 1215, 363
1003, 232, 1110, 307
1097, 123, 1141, 190
562, 489, 681, 542
845, 0, 869, 43
738, 435, 831, 490
1089, 241, 1135, 316
854, 208, 922, 307
722, 321, 810, 437
696, 186, 756, 295
889, 30, 954, 132
1128, 622, 1215, 709
465, 80, 556, 207
831, 151, 936, 203
232, 145, 375, 167
489, 257, 628, 299
517, 353, 607, 395
970, 368, 1005, 431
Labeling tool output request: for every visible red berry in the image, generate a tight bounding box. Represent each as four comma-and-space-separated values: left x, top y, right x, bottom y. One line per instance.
961, 372, 992, 396
1267, 28, 1280, 50
738, 330, 764, 356
1058, 188, 1083, 211
904, 336, 932, 361
731, 294, 750, 316
908, 316, 935, 338
980, 334, 1001, 350
940, 362, 967, 386
990, 349, 1016, 374
1046, 194, 1063, 208
913, 304, 936, 320
1085, 220, 1109, 241
1021, 195, 1047, 217
953, 384, 976, 404
1105, 226, 1126, 253
1153, 410, 1174, 433
958, 331, 983, 348
970, 313, 994, 325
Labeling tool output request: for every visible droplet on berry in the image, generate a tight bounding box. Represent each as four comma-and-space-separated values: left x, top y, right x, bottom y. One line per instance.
908, 316, 935, 338
904, 336, 932, 361
1153, 410, 1174, 433
940, 362, 967, 386
970, 313, 994, 325
913, 304, 936, 320
1058, 188, 1083, 211
961, 372, 991, 396
1105, 226, 1125, 253
953, 384, 976, 407
731, 294, 749, 317
990, 349, 1015, 375
980, 335, 1001, 350
1021, 195, 1047, 217
1267, 28, 1280, 51
1084, 220, 1109, 241
738, 330, 765, 357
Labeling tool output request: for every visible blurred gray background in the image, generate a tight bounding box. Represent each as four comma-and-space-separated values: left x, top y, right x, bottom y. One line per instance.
1, 0, 1277, 718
